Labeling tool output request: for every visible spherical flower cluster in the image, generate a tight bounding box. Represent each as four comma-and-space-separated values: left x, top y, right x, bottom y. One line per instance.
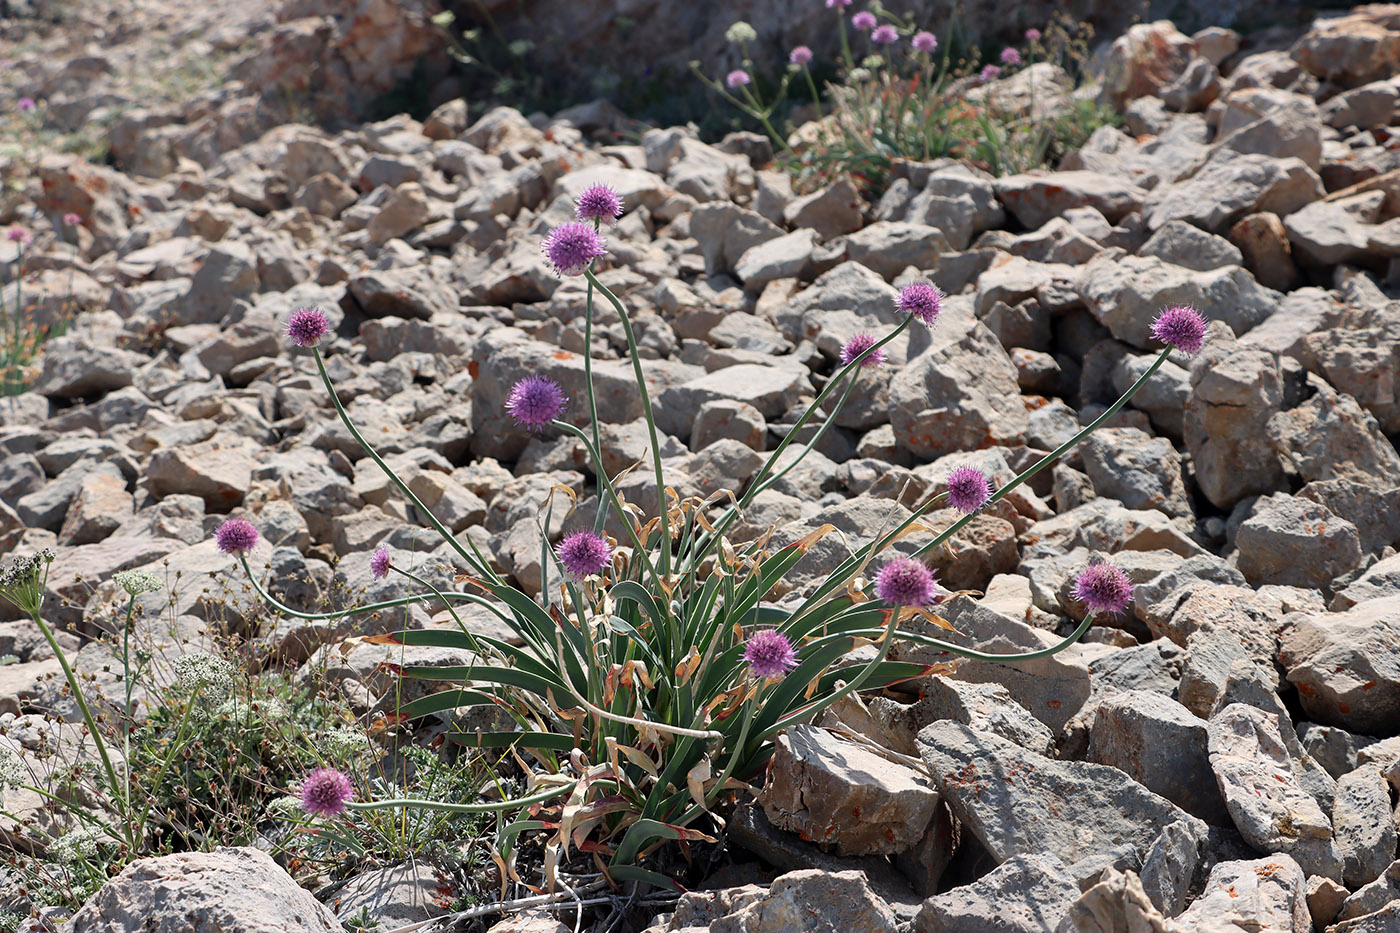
839, 333, 886, 368
1000, 47, 1022, 66
322, 728, 371, 761
897, 281, 943, 327
945, 466, 992, 514
851, 10, 876, 30
556, 530, 612, 580
1149, 305, 1208, 357
541, 222, 608, 276
214, 517, 259, 555
0, 549, 54, 616
1025, 28, 1042, 41
575, 183, 624, 225
62, 212, 81, 226
284, 306, 330, 348
1072, 562, 1133, 616
874, 558, 938, 608
744, 630, 798, 679
174, 651, 236, 701
871, 24, 898, 44
113, 569, 162, 597
506, 375, 568, 430
789, 45, 814, 66
912, 31, 937, 52
50, 826, 100, 866
16, 97, 34, 112
980, 64, 1002, 82
299, 767, 355, 818
725, 21, 758, 43
370, 545, 392, 580
726, 69, 751, 89
6, 227, 29, 245
0, 746, 22, 795
826, 0, 851, 8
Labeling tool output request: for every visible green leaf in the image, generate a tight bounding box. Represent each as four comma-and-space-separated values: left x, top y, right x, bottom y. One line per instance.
607, 864, 684, 892
448, 731, 577, 751
396, 688, 499, 720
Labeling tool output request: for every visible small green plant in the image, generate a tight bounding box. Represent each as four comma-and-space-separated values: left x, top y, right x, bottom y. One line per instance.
1, 218, 84, 397
696, 9, 1118, 194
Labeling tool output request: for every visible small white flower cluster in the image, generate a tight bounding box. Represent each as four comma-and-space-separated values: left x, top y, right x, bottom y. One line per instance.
0, 747, 24, 793
266, 794, 304, 818
322, 728, 371, 761
112, 569, 162, 597
50, 826, 101, 865
216, 696, 286, 722
725, 20, 757, 43
174, 652, 236, 700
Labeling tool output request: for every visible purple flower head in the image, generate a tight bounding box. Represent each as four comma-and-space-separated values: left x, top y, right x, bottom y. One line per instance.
6, 227, 29, 245
1072, 562, 1133, 616
1025, 28, 1042, 42
874, 558, 938, 608
872, 24, 899, 44
912, 31, 938, 52
896, 281, 943, 327
840, 332, 886, 368
726, 69, 751, 89
284, 306, 330, 348
299, 767, 354, 818
826, 0, 852, 8
541, 221, 608, 277
506, 375, 568, 430
575, 183, 624, 225
16, 97, 34, 112
1149, 305, 1208, 357
790, 45, 814, 66
214, 517, 260, 555
1000, 47, 1022, 66
370, 546, 391, 581
851, 10, 877, 30
980, 64, 1002, 82
62, 212, 81, 226
945, 466, 991, 514
556, 530, 612, 580
744, 630, 798, 679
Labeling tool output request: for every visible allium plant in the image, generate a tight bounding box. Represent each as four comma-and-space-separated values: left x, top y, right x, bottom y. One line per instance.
224, 182, 1188, 891
695, 11, 1115, 192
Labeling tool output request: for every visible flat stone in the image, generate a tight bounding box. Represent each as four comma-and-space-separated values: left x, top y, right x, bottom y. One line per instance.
1174, 855, 1311, 932
1279, 598, 1400, 736
1333, 765, 1397, 889
762, 725, 938, 856
1235, 493, 1363, 589
917, 720, 1202, 886
914, 854, 1078, 933
1207, 703, 1343, 882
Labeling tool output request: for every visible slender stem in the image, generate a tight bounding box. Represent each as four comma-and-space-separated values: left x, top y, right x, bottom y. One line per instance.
582, 257, 605, 535
582, 269, 671, 581
237, 555, 507, 623
120, 595, 137, 820
348, 779, 578, 814
848, 610, 1097, 665
133, 690, 201, 848
310, 349, 493, 578
550, 420, 659, 584
28, 609, 126, 842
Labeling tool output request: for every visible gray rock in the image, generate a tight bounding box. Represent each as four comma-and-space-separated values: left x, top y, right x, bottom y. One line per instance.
690, 202, 784, 275
68, 847, 341, 933
1299, 481, 1400, 559
1139, 819, 1206, 917
1337, 860, 1400, 924
1089, 690, 1231, 826
692, 399, 766, 451
1334, 765, 1397, 889
844, 222, 945, 281
695, 869, 898, 933
1088, 640, 1184, 698
31, 337, 145, 399
1235, 493, 1363, 589
1184, 338, 1288, 510
1080, 427, 1193, 519
888, 301, 1027, 459
1054, 869, 1168, 933
1329, 901, 1400, 932
332, 861, 452, 927
1280, 598, 1400, 737
147, 436, 259, 512
1322, 79, 1400, 130
1138, 220, 1243, 271
994, 171, 1148, 228
1143, 152, 1323, 233
1285, 194, 1389, 267
1079, 254, 1277, 350
784, 178, 864, 240
734, 230, 817, 290
349, 266, 458, 319
917, 721, 1203, 886
914, 855, 1078, 933
173, 241, 260, 325
1175, 855, 1311, 932
895, 596, 1092, 733
1301, 724, 1380, 781
656, 365, 809, 439
1268, 383, 1400, 487
1294, 323, 1400, 435
1207, 703, 1343, 882
868, 676, 1055, 757
762, 725, 938, 856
